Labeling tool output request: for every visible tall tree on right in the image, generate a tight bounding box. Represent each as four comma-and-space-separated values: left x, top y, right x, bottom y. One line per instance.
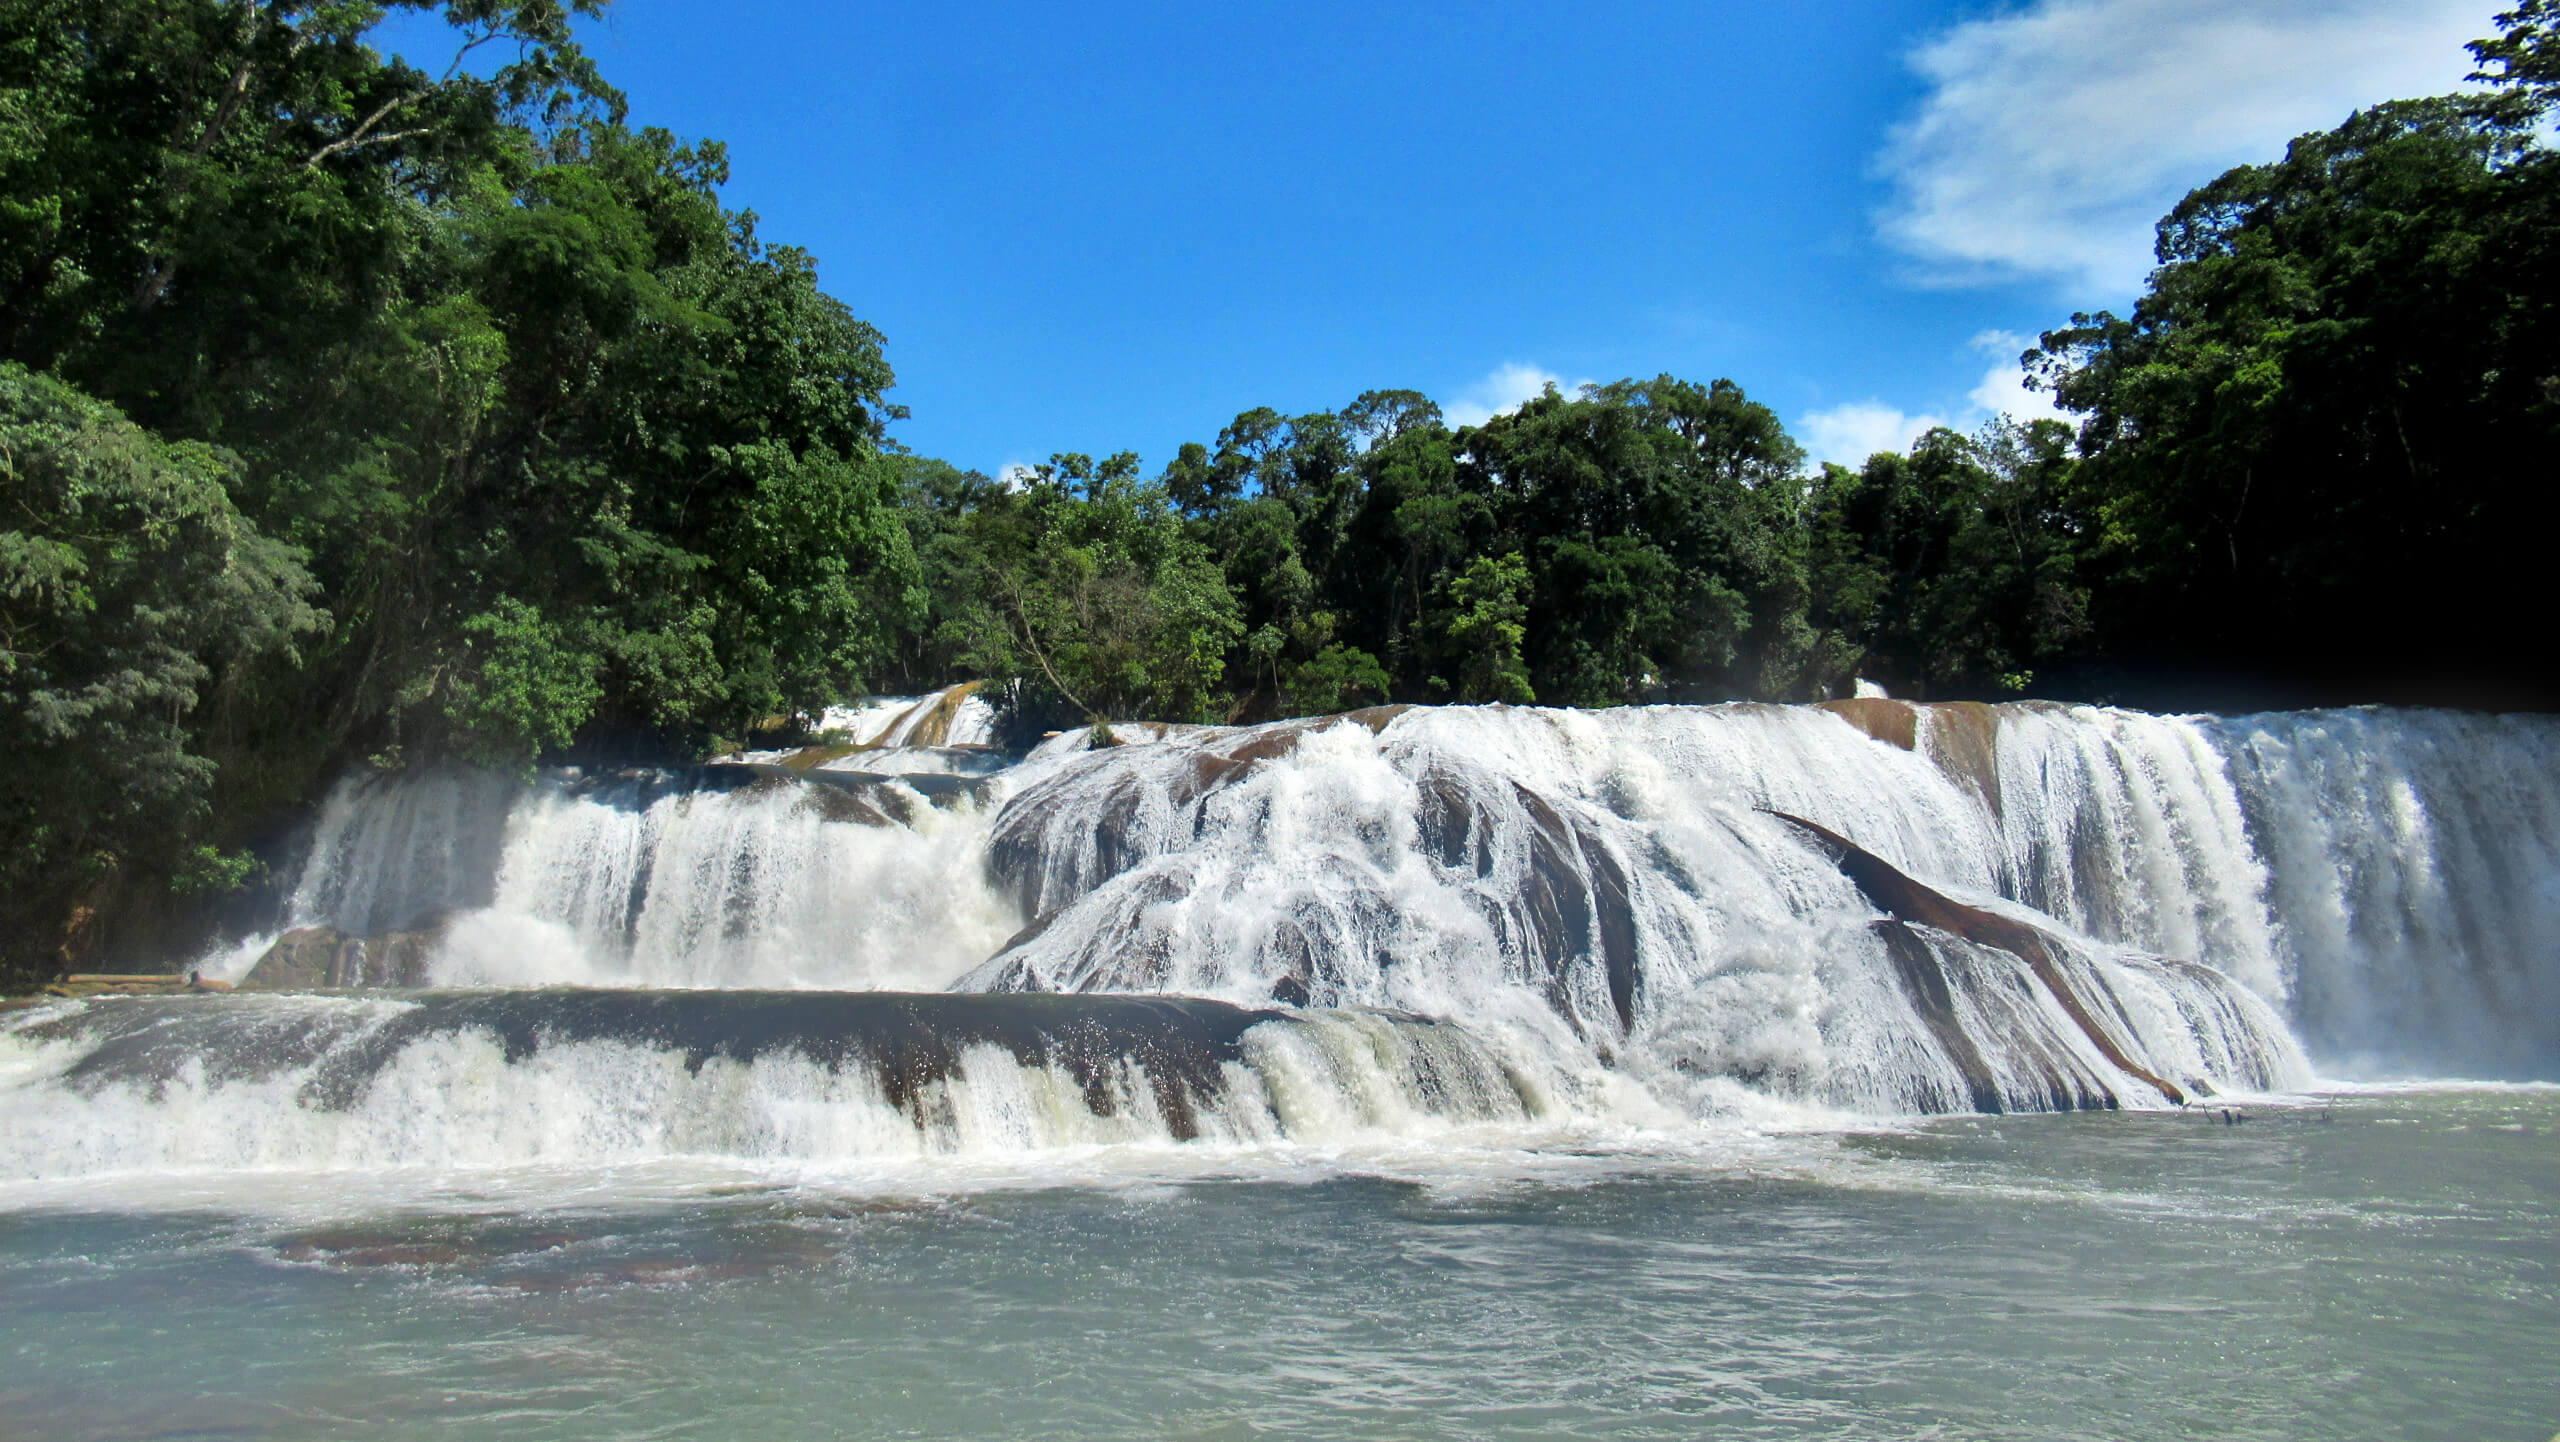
2030, 8, 2558, 705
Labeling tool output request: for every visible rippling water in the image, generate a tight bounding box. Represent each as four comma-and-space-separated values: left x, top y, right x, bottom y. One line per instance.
3, 1086, 2551, 1440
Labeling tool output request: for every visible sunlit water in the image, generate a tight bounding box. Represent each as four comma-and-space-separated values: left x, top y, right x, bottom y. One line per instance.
3, 1087, 2551, 1441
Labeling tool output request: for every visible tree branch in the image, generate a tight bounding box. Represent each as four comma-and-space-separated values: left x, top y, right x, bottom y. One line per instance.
987, 566, 1092, 718
303, 26, 496, 170
304, 126, 436, 167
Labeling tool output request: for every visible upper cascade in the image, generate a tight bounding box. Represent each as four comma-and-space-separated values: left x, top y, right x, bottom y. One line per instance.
213, 690, 2560, 1114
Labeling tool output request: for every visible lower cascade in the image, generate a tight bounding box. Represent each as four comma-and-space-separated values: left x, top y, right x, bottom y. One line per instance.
0, 992, 1554, 1179
10, 690, 2557, 1178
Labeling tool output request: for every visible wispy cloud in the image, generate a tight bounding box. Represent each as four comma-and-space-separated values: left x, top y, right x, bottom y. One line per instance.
1877, 0, 2489, 296
1798, 332, 2066, 469
1443, 363, 1598, 429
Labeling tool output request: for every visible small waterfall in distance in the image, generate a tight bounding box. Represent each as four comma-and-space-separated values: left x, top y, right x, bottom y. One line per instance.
7, 688, 2554, 1180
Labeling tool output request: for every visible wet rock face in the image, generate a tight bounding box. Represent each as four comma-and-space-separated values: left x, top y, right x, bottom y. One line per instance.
1766, 809, 2204, 1107
241, 917, 447, 990
882, 679, 987, 748
1821, 698, 2002, 816
675, 764, 995, 827
1412, 765, 1638, 1032
985, 765, 1154, 924
986, 714, 1365, 926
1822, 697, 1918, 751
1920, 702, 2003, 818
34, 990, 1290, 1143
288, 990, 1288, 1139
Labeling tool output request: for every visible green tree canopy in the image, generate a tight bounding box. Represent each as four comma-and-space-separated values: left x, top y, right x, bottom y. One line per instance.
2031, 88, 2556, 699
0, 363, 318, 970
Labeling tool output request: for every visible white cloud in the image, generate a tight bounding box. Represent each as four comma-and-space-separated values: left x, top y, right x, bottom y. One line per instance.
1963, 330, 2069, 425
1878, 0, 2490, 296
1799, 332, 2067, 469
1443, 362, 1597, 429
1799, 401, 1955, 470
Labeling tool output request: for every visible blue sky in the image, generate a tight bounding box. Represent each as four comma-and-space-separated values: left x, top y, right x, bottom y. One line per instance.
382, 0, 2494, 474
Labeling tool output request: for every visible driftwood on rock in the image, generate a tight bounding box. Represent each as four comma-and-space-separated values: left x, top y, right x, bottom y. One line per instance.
40, 973, 229, 999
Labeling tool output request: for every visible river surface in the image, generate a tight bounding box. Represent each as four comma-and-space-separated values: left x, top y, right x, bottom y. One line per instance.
3, 1085, 2551, 1441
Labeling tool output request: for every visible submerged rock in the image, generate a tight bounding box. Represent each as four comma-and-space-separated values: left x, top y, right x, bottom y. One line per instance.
39, 972, 224, 1000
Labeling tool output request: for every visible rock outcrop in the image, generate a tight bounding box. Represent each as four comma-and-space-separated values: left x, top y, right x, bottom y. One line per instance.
682, 762, 995, 827
239, 915, 448, 990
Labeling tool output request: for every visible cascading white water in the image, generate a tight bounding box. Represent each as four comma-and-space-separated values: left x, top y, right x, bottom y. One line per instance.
1860, 703, 2560, 1076
0, 993, 1581, 1180
34, 689, 2543, 1187
2201, 709, 2560, 1075
286, 768, 518, 938
967, 704, 2307, 1113
251, 699, 1021, 992
435, 771, 1017, 990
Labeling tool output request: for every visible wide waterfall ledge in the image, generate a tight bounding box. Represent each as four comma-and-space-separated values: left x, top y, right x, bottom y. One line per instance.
17, 690, 2553, 1179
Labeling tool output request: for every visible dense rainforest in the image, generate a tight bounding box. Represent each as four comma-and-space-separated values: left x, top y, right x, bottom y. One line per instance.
1, 0, 2554, 983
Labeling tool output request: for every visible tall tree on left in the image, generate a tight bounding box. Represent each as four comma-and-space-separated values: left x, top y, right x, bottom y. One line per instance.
0, 3, 920, 975
0, 364, 320, 980
0, 0, 616, 429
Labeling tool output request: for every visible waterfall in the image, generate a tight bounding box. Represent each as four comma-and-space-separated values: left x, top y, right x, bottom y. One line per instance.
2201, 709, 2560, 1075
965, 704, 2306, 1113
17, 690, 2552, 1184
285, 768, 518, 939
242, 695, 2560, 1085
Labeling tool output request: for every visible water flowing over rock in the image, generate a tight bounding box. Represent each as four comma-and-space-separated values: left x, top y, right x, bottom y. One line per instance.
1763, 808, 2296, 1108
0, 991, 1552, 1176
959, 703, 2316, 1113
15, 687, 2550, 1181
269, 715, 1020, 991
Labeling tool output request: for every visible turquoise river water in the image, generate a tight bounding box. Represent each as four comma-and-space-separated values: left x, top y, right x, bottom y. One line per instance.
2, 1086, 2552, 1440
